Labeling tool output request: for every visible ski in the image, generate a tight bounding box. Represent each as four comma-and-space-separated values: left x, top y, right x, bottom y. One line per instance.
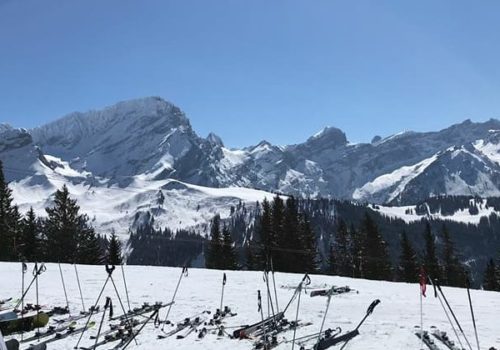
20, 321, 77, 343
26, 321, 96, 348
109, 301, 168, 321
80, 328, 134, 350
310, 286, 354, 297
416, 331, 443, 350
176, 315, 205, 339
54, 308, 101, 324
233, 311, 285, 339
157, 311, 210, 340
432, 328, 463, 350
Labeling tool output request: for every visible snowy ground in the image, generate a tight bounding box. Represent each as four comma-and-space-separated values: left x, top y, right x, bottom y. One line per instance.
1, 262, 499, 349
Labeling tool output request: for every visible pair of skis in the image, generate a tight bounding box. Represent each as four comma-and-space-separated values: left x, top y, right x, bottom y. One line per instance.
25, 321, 97, 348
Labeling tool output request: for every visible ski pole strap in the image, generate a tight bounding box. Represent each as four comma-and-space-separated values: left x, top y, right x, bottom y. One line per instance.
257, 290, 262, 312
105, 265, 115, 276
104, 297, 113, 318
182, 266, 188, 276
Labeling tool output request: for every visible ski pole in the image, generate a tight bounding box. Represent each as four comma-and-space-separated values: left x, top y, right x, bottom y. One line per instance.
74, 265, 113, 349
93, 297, 112, 350
14, 263, 45, 310
258, 290, 267, 347
316, 287, 334, 347
435, 281, 473, 350
34, 263, 41, 338
58, 263, 71, 316
263, 270, 275, 319
291, 283, 302, 350
428, 277, 464, 349
339, 299, 380, 350
74, 264, 86, 313
121, 308, 160, 350
120, 264, 131, 312
107, 266, 137, 345
283, 274, 311, 314
161, 266, 188, 331
465, 278, 480, 350
20, 262, 27, 341
270, 257, 279, 313
220, 273, 226, 312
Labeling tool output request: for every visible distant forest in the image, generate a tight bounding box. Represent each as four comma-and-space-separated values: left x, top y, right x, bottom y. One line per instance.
1, 159, 499, 290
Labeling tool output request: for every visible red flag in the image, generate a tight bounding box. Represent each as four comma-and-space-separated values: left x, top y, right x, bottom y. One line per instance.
419, 267, 427, 297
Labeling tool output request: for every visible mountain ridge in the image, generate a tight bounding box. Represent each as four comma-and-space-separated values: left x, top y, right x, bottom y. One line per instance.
3, 96, 500, 235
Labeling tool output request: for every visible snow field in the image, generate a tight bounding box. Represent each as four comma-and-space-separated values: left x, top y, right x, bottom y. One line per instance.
1, 262, 499, 349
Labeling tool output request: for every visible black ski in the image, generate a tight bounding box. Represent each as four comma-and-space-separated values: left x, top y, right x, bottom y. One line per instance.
432, 328, 463, 350
26, 321, 96, 348
20, 321, 77, 343
416, 330, 443, 350
233, 312, 285, 339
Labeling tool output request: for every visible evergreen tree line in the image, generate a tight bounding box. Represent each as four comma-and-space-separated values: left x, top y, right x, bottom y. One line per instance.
128, 224, 204, 266
330, 216, 470, 287
0, 161, 121, 265
482, 255, 500, 291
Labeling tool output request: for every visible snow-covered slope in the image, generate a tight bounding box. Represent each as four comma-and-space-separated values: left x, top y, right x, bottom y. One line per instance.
8, 153, 272, 237
1, 263, 498, 349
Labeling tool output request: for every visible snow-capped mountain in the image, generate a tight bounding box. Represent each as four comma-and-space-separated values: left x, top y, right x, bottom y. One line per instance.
3, 97, 500, 233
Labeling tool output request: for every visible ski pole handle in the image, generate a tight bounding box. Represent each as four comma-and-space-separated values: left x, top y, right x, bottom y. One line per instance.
105, 265, 115, 276
366, 299, 380, 315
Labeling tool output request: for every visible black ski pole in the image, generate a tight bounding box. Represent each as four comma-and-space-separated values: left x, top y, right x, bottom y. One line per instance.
74, 264, 86, 314
263, 270, 275, 319
58, 263, 71, 316
338, 299, 380, 350
428, 277, 464, 349
107, 265, 136, 345
220, 273, 227, 312
435, 281, 473, 350
74, 265, 113, 349
258, 290, 267, 347
291, 282, 303, 350
93, 297, 112, 350
465, 277, 480, 350
161, 265, 187, 331
120, 264, 131, 312
270, 257, 279, 313
121, 308, 160, 350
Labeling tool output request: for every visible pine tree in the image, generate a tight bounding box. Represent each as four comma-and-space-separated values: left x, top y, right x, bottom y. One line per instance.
221, 225, 238, 270
398, 231, 418, 282
441, 225, 466, 287
350, 224, 363, 278
256, 198, 273, 270
21, 207, 39, 262
271, 195, 285, 270
78, 227, 104, 265
423, 222, 441, 281
244, 241, 255, 270
107, 230, 123, 265
0, 160, 20, 261
281, 196, 302, 272
330, 219, 351, 276
483, 258, 498, 291
205, 215, 223, 269
299, 214, 318, 273
361, 213, 392, 280
43, 185, 99, 263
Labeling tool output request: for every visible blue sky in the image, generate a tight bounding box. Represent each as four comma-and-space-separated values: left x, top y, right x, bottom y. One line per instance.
1, 0, 500, 147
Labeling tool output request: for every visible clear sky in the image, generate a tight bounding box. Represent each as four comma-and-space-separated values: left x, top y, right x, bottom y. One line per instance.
1, 0, 500, 147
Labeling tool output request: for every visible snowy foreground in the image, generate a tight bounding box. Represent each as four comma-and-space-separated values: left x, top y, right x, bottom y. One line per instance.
1, 262, 499, 349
